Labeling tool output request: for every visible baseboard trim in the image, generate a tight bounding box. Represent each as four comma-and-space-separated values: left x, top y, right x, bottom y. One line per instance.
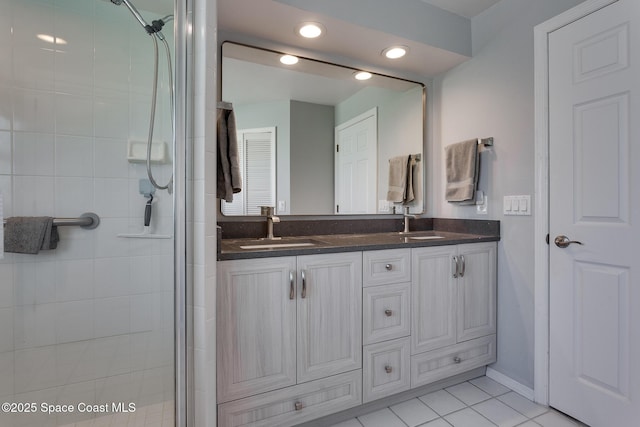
486, 367, 535, 401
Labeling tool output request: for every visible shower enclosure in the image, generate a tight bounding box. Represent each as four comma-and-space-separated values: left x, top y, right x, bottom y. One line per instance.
0, 0, 189, 425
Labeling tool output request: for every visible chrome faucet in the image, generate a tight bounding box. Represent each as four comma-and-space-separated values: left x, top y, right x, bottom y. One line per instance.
260, 206, 281, 240
402, 206, 416, 234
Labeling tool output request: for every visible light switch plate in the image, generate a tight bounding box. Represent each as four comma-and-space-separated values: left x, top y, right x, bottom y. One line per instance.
503, 195, 531, 216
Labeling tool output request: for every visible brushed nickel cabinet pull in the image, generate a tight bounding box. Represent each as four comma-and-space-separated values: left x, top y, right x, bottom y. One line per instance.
301, 270, 307, 299
459, 255, 465, 278
294, 401, 303, 411
289, 271, 295, 300
385, 365, 393, 373
384, 309, 393, 317
452, 256, 459, 278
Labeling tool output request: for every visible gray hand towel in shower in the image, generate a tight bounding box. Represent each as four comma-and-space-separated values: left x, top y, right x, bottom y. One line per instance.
4, 217, 60, 254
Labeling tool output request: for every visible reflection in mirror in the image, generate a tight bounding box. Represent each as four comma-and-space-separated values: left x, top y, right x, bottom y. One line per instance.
221, 42, 425, 216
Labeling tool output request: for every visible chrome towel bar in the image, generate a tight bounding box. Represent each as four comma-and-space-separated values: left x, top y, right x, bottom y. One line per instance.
3, 212, 100, 230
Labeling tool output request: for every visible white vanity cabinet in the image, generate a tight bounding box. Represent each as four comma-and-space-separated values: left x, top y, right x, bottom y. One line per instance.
411, 242, 497, 388
362, 249, 412, 402
216, 240, 497, 426
217, 252, 362, 426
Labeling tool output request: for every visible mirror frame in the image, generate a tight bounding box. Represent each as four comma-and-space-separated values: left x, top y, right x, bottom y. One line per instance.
218, 41, 427, 219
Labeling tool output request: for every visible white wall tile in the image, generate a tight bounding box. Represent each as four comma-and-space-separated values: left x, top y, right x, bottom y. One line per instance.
13, 46, 55, 92
13, 132, 55, 176
55, 259, 94, 302
14, 346, 58, 393
94, 296, 130, 337
55, 135, 94, 177
0, 86, 12, 131
94, 256, 130, 298
94, 138, 129, 178
56, 300, 94, 343
0, 264, 13, 308
94, 178, 129, 218
54, 177, 94, 217
12, 176, 55, 216
94, 98, 130, 139
93, 218, 130, 258
0, 308, 14, 353
13, 303, 57, 350
55, 93, 94, 136
0, 130, 11, 174
0, 351, 14, 399
13, 89, 55, 133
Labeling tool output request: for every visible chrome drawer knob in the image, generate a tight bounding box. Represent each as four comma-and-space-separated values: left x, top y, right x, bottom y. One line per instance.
384, 309, 393, 317
294, 401, 303, 411
385, 264, 392, 271
385, 365, 393, 374
453, 356, 462, 364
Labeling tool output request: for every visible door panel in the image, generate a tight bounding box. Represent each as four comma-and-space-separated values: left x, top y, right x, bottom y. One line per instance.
335, 109, 377, 214
548, 0, 639, 425
297, 253, 362, 383
217, 258, 298, 402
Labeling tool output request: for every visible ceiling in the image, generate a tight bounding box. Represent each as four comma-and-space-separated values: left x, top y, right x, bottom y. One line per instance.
420, 0, 502, 19
218, 0, 503, 78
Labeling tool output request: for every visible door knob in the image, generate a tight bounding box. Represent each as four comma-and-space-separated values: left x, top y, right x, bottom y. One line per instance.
554, 235, 583, 248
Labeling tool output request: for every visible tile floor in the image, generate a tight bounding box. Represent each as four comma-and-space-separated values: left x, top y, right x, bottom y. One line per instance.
331, 377, 587, 427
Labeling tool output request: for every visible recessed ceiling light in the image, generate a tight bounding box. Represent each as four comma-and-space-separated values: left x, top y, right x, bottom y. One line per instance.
280, 54, 299, 65
354, 71, 372, 81
382, 46, 408, 59
37, 34, 67, 45
297, 22, 324, 38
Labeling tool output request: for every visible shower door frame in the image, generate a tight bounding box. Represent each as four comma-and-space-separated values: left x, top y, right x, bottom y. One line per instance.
173, 0, 189, 425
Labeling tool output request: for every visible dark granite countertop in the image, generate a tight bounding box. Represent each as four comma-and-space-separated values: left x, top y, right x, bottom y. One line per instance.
219, 229, 499, 260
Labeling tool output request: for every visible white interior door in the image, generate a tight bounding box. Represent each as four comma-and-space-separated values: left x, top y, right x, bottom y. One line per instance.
335, 108, 377, 214
221, 127, 276, 215
548, 1, 639, 425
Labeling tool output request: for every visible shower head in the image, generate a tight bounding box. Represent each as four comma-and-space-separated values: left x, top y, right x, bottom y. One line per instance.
110, 0, 166, 39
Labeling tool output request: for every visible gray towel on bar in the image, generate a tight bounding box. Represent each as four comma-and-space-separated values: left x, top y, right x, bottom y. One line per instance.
387, 155, 409, 203
217, 106, 242, 202
405, 155, 417, 203
445, 139, 479, 203
4, 217, 59, 254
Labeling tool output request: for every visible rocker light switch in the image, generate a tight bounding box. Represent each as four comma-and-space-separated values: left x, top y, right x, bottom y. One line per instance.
504, 195, 531, 216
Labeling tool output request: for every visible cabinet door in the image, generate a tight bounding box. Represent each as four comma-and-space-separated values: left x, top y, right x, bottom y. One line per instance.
297, 252, 362, 383
411, 246, 457, 355
456, 242, 497, 342
217, 257, 297, 403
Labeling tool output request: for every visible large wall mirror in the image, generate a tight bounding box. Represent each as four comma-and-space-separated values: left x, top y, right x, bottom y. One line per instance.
220, 42, 425, 216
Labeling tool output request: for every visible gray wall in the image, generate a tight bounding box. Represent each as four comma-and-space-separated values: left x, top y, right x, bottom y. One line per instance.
290, 101, 335, 215
432, 0, 585, 389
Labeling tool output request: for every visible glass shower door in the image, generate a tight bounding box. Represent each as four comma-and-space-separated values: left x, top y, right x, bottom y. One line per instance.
0, 0, 177, 425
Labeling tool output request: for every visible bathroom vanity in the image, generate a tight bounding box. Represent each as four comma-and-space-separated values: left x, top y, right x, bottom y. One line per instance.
216, 220, 499, 427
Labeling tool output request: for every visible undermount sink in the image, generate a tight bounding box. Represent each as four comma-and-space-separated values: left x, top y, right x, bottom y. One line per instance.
239, 238, 322, 250
398, 231, 446, 240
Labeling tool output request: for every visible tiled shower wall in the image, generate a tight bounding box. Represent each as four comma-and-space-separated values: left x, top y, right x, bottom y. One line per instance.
0, 0, 175, 425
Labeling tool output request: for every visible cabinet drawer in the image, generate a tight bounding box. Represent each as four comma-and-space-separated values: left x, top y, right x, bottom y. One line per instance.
411, 335, 496, 388
363, 249, 411, 287
218, 370, 362, 427
363, 283, 411, 345
363, 338, 410, 403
